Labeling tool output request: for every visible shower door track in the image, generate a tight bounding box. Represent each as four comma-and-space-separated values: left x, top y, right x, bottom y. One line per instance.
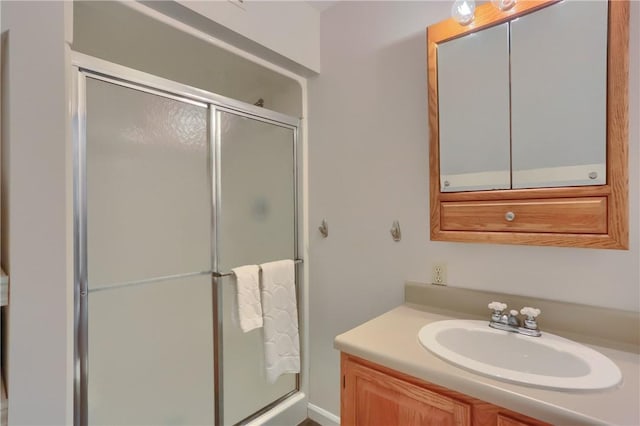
72, 51, 302, 426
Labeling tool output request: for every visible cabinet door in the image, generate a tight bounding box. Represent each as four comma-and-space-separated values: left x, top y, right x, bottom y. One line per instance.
497, 413, 539, 426
510, 0, 608, 189
342, 355, 471, 426
437, 23, 511, 192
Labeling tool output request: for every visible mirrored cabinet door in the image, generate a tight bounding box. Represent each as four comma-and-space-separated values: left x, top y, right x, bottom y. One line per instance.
510, 0, 608, 189
437, 23, 511, 192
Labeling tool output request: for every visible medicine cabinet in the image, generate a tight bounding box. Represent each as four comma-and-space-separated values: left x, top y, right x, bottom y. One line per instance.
428, 0, 629, 249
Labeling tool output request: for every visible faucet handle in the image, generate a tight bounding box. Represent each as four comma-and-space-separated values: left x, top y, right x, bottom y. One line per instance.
488, 301, 507, 312
520, 307, 541, 330
520, 307, 541, 319
488, 302, 507, 323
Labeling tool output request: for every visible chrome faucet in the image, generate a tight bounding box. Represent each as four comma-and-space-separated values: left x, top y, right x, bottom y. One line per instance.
488, 302, 541, 337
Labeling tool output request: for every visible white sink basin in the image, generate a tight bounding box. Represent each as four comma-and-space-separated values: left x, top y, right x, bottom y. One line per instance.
418, 320, 622, 391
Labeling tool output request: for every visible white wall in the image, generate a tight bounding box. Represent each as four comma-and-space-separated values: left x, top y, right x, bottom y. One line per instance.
177, 0, 321, 73
308, 0, 640, 418
1, 1, 73, 424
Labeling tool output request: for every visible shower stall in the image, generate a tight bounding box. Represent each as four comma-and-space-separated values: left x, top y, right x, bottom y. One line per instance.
73, 53, 302, 425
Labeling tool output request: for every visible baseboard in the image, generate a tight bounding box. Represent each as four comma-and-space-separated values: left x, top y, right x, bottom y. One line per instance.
308, 403, 339, 426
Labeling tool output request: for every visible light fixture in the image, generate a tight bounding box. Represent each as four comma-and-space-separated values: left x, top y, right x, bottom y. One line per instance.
491, 0, 516, 11
451, 0, 476, 26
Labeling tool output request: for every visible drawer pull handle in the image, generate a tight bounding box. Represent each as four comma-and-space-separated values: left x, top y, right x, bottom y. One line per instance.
505, 211, 516, 222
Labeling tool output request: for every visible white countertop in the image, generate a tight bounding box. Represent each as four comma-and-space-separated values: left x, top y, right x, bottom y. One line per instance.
334, 304, 640, 425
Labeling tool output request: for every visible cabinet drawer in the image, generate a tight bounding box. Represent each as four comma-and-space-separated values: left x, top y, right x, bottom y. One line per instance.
441, 197, 607, 234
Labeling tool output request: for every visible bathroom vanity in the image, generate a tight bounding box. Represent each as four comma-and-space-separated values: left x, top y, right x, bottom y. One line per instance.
341, 353, 548, 426
335, 285, 640, 425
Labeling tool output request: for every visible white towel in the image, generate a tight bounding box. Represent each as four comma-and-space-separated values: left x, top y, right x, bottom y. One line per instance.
232, 265, 263, 333
260, 259, 300, 383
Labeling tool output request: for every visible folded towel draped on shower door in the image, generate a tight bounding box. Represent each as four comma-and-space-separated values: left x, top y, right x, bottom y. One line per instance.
232, 264, 263, 333
259, 259, 300, 383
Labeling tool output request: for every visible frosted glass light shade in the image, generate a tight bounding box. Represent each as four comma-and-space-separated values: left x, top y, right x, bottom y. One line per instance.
452, 0, 476, 25
492, 0, 516, 11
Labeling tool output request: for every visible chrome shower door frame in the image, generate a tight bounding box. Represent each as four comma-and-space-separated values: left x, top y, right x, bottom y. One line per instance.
211, 104, 301, 425
72, 52, 301, 426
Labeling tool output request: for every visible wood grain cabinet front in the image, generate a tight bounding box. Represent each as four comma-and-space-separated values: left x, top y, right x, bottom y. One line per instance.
341, 353, 549, 426
440, 197, 608, 234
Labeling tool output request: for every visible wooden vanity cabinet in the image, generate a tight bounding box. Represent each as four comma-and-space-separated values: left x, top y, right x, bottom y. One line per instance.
341, 353, 549, 426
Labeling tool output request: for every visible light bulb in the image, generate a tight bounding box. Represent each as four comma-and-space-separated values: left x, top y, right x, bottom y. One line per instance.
491, 0, 516, 11
451, 0, 476, 25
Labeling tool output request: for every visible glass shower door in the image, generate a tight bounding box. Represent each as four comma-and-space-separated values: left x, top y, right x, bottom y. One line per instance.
83, 76, 214, 425
215, 110, 298, 425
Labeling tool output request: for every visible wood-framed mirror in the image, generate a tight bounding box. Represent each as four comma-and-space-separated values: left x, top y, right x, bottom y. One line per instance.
427, 0, 629, 249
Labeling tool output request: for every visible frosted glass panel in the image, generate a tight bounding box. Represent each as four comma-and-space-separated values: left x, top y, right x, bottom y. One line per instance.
221, 289, 296, 425
217, 112, 295, 270
217, 111, 296, 425
437, 23, 511, 192
87, 275, 214, 425
86, 78, 210, 288
510, 1, 608, 189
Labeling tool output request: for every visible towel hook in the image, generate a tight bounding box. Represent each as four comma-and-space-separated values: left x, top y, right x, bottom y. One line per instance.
390, 220, 401, 242
319, 219, 329, 238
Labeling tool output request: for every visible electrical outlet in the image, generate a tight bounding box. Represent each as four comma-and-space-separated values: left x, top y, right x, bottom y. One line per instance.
432, 263, 447, 286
